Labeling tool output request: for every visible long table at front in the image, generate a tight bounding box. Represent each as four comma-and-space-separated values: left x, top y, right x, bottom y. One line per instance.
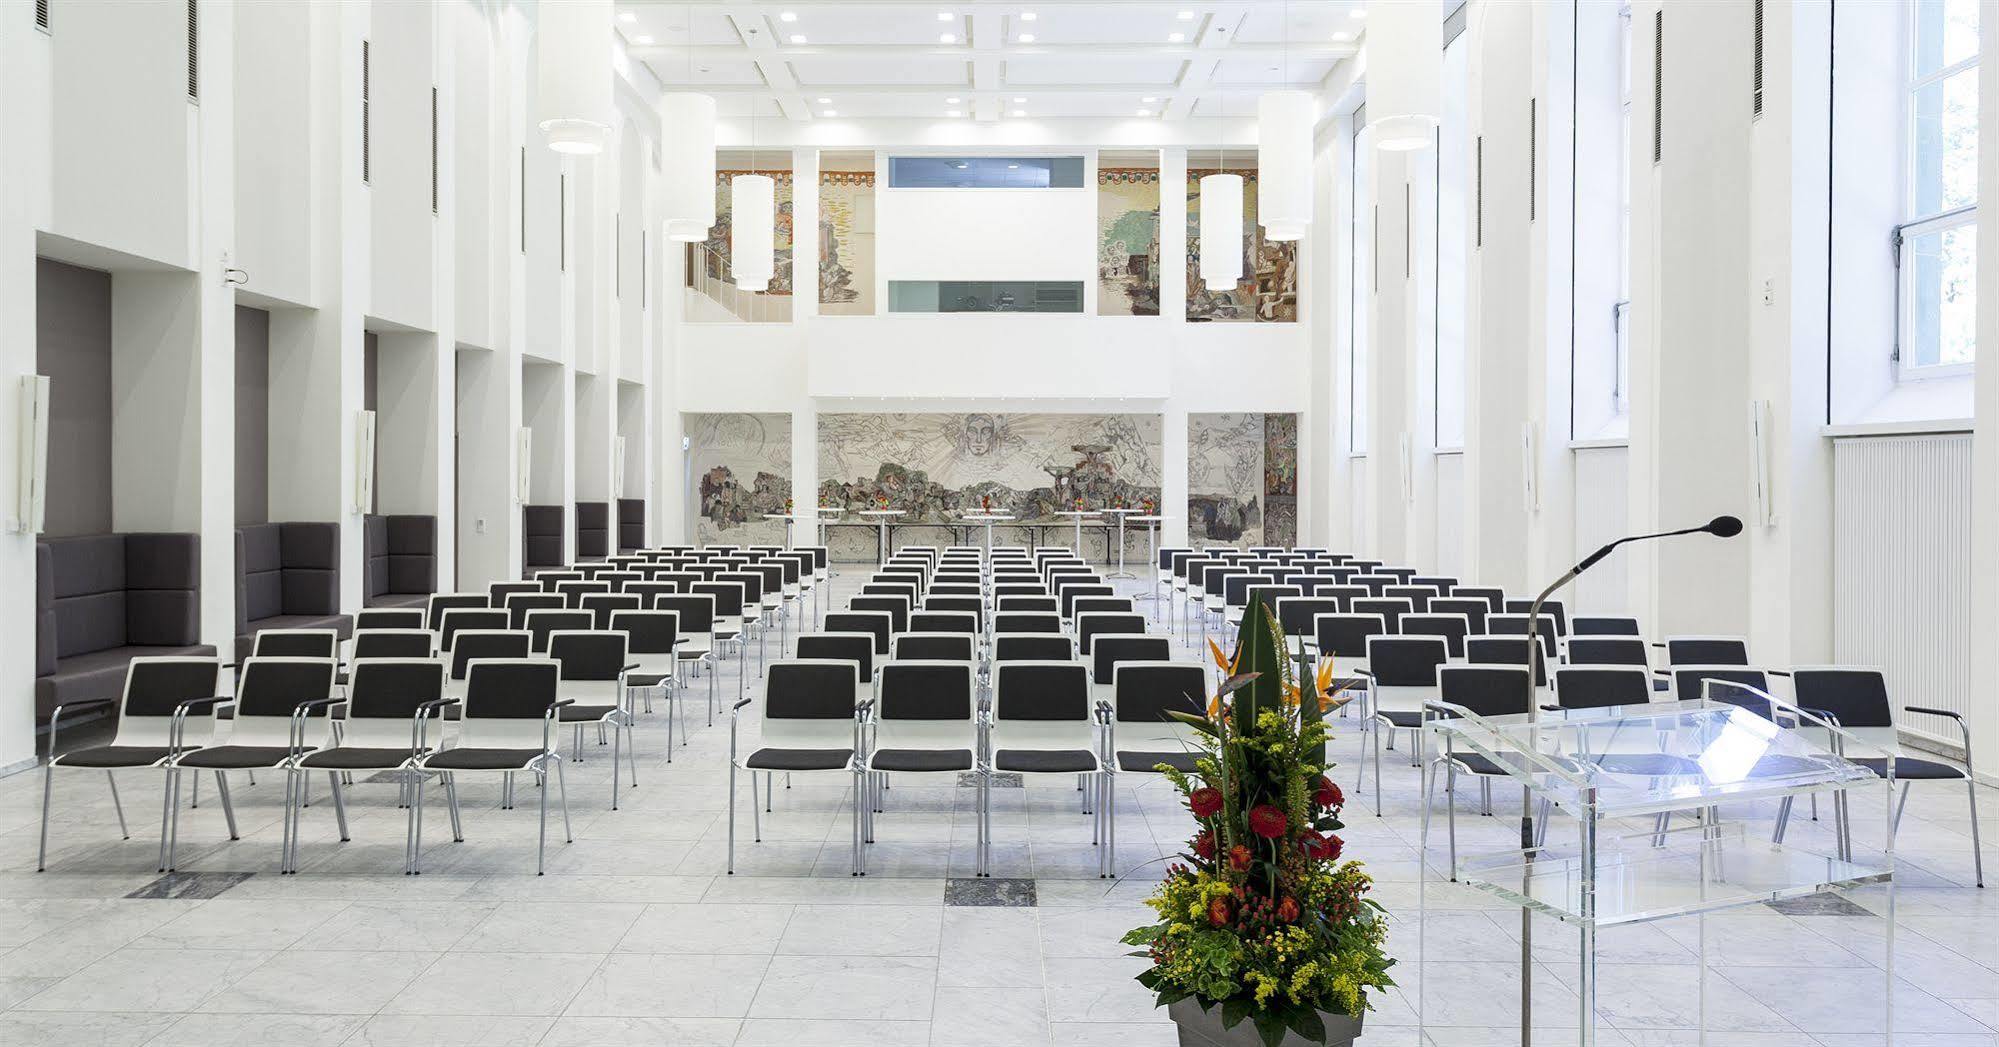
818, 518, 1146, 561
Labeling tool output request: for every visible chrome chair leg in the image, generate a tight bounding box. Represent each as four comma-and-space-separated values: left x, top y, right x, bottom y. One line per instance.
107, 772, 130, 839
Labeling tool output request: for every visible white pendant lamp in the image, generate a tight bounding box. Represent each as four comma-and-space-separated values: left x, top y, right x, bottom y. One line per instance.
662, 93, 717, 241
731, 173, 775, 292
534, 0, 613, 154
1257, 90, 1314, 241
1199, 172, 1244, 291
1365, 0, 1441, 151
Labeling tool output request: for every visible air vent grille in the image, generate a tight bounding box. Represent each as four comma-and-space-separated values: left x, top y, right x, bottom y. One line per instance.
1752, 0, 1765, 117
430, 87, 439, 214
361, 40, 371, 184
186, 0, 198, 100
36, 0, 49, 32
1652, 11, 1663, 163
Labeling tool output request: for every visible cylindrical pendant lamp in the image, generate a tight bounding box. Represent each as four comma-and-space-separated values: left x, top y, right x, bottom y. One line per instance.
731, 173, 775, 292
1257, 90, 1314, 241
1199, 172, 1245, 291
662, 93, 718, 241
534, 0, 613, 154
1365, 0, 1441, 151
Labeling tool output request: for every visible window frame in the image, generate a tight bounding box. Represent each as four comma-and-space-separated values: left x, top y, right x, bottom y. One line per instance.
1895, 3, 1979, 381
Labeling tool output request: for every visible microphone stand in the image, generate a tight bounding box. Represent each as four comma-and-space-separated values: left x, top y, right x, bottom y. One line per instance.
1513, 521, 1733, 1045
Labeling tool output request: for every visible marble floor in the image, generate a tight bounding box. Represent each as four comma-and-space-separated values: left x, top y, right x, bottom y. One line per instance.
1, 571, 1994, 1047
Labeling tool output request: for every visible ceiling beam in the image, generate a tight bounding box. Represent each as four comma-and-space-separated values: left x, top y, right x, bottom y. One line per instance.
726, 12, 812, 120
1162, 10, 1239, 119
628, 42, 1356, 62
970, 10, 1001, 121
684, 82, 1297, 96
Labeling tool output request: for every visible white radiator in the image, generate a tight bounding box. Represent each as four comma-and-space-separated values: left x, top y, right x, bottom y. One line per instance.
1832, 432, 1973, 744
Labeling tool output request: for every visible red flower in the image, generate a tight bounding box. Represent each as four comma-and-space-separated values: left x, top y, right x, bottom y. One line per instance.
1301, 831, 1340, 860
1248, 805, 1287, 839
1228, 844, 1253, 872
1276, 896, 1301, 923
1314, 776, 1343, 810
1325, 834, 1344, 861
1207, 896, 1233, 927
1191, 831, 1216, 860
1188, 787, 1224, 819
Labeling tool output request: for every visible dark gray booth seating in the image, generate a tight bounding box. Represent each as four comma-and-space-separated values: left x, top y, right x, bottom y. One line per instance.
576, 502, 610, 560
235, 522, 352, 661
524, 505, 565, 570
618, 498, 645, 553
34, 533, 213, 728
363, 514, 438, 608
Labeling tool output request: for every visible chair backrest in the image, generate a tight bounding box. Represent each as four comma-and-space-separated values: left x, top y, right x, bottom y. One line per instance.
252, 629, 339, 659
1059, 584, 1116, 619
714, 571, 765, 605
1428, 597, 1490, 636
993, 611, 1063, 634
693, 582, 747, 620
762, 660, 863, 736
1110, 662, 1208, 731
795, 632, 876, 680
861, 581, 920, 606
547, 631, 630, 690
625, 581, 678, 607
1384, 585, 1438, 614
504, 592, 567, 629
996, 595, 1059, 613
823, 611, 893, 654
1665, 636, 1749, 667
1274, 597, 1341, 639
848, 595, 911, 633
449, 630, 532, 681
1789, 667, 1896, 735
1566, 637, 1650, 668
581, 593, 642, 629
1410, 575, 1458, 594
489, 581, 541, 607
1349, 573, 1393, 597
654, 593, 716, 637
876, 662, 977, 745
908, 610, 978, 635
1313, 613, 1384, 660
1076, 611, 1147, 654
1364, 636, 1449, 687
1552, 666, 1653, 710
1486, 613, 1558, 657
352, 629, 435, 660
345, 658, 447, 722
1092, 634, 1172, 685
1464, 636, 1548, 687
1071, 596, 1135, 617
524, 609, 593, 652
111, 658, 224, 746
556, 581, 610, 608
1450, 586, 1506, 612
1223, 573, 1274, 607
1400, 613, 1470, 658
892, 633, 975, 662
1671, 666, 1774, 716
440, 608, 508, 650
356, 608, 424, 631
233, 657, 339, 740
610, 610, 679, 658
1203, 567, 1245, 599
992, 661, 1093, 740
427, 593, 488, 633
1503, 599, 1568, 637
597, 571, 642, 592
1571, 615, 1641, 636
1438, 665, 1533, 718
992, 634, 1073, 661
751, 563, 786, 599
459, 658, 561, 748
925, 595, 985, 620
930, 583, 983, 599
1351, 597, 1413, 633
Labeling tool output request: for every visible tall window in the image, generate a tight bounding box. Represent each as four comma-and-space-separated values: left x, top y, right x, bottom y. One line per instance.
1898, 0, 1979, 375
1435, 25, 1468, 449
1350, 119, 1370, 455
1571, 1, 1632, 439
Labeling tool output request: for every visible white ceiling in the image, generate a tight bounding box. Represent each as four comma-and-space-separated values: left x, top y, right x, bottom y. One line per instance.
619, 1, 1363, 122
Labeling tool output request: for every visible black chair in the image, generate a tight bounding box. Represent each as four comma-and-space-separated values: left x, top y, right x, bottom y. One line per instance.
1358, 636, 1450, 808
411, 658, 572, 875
863, 662, 982, 875
1465, 636, 1549, 688
1422, 664, 1542, 877
524, 609, 593, 654
1665, 636, 1750, 667
548, 630, 640, 809
993, 612, 1064, 634
795, 632, 877, 683
986, 661, 1105, 876
824, 611, 893, 656
1571, 615, 1641, 636
1450, 586, 1506, 612
286, 658, 449, 873
504, 593, 567, 630
1076, 612, 1147, 655
850, 595, 912, 634
1351, 597, 1413, 634
1401, 613, 1470, 659
892, 633, 977, 662
728, 659, 866, 875
611, 609, 682, 738
1504, 598, 1568, 637
1428, 597, 1489, 637
356, 608, 425, 631
1092, 634, 1172, 687
352, 629, 435, 660
1102, 662, 1209, 875
992, 634, 1074, 662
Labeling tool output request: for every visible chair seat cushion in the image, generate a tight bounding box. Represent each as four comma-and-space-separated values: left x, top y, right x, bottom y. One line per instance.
871, 748, 973, 772
56, 745, 191, 768
424, 747, 543, 771
628, 673, 672, 688
1855, 756, 1966, 781
1452, 751, 1583, 777
558, 705, 619, 722
177, 745, 307, 769
995, 749, 1098, 774
1118, 750, 1201, 774
746, 747, 854, 771
1377, 710, 1426, 729
298, 747, 426, 770
1585, 753, 1702, 777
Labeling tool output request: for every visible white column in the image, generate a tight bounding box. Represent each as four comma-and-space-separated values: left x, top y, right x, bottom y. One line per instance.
0, 0, 43, 769
1159, 147, 1191, 548
1969, 0, 1999, 775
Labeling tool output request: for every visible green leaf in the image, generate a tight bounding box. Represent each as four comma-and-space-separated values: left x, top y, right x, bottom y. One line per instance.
1285, 1007, 1327, 1041
1221, 997, 1253, 1029
1251, 1012, 1288, 1047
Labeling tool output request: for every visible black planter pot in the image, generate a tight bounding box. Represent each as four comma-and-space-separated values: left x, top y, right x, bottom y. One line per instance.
1167, 998, 1364, 1047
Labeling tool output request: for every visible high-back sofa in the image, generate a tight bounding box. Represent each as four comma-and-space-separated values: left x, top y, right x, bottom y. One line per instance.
234, 522, 352, 660
576, 502, 610, 560
35, 533, 212, 728
363, 514, 438, 608
618, 498, 645, 553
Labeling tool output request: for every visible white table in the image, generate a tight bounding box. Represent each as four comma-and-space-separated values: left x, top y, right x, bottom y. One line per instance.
1128, 514, 1168, 615
814, 507, 843, 572
765, 512, 800, 549
1053, 509, 1101, 560
857, 509, 905, 567
1102, 508, 1144, 578
958, 512, 1015, 570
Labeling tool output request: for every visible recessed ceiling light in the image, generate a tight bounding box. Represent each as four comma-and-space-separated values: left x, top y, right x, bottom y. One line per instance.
1142, 96, 1158, 103
946, 109, 963, 117
1168, 32, 1186, 42
619, 12, 637, 24
1020, 11, 1037, 20
1136, 108, 1152, 117
633, 34, 654, 44
789, 33, 807, 44
947, 96, 962, 103
1331, 30, 1353, 42
939, 32, 956, 43
779, 10, 798, 22
817, 96, 832, 104
1177, 10, 1195, 20
938, 11, 955, 20
1018, 32, 1035, 42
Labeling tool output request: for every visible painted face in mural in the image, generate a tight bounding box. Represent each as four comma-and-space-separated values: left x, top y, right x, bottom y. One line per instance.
961, 414, 1000, 457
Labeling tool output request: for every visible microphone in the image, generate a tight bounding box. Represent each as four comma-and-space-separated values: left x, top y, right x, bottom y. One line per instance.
1705, 515, 1744, 538
1574, 514, 1743, 573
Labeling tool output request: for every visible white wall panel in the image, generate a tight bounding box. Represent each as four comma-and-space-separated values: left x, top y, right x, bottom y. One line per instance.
877, 187, 1094, 282
1434, 451, 1465, 580
1572, 444, 1630, 616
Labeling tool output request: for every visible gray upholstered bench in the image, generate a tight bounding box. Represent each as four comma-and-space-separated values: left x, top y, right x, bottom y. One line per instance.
34, 533, 215, 732
235, 522, 353, 661
363, 513, 438, 609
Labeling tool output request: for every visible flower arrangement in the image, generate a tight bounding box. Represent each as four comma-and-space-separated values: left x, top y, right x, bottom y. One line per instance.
1075, 496, 1086, 511
876, 493, 889, 509
1123, 599, 1394, 1046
